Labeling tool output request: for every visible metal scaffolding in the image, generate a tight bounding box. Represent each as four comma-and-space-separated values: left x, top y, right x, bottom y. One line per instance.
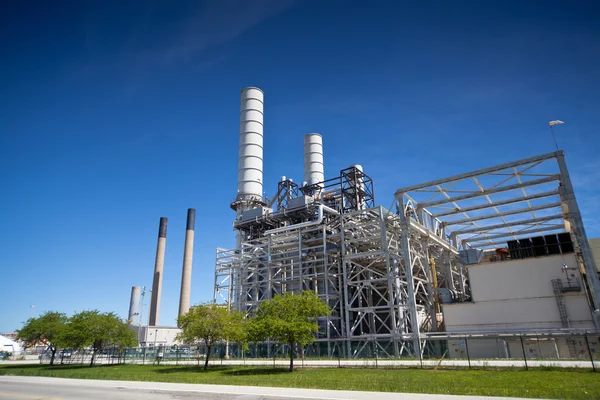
215, 151, 600, 357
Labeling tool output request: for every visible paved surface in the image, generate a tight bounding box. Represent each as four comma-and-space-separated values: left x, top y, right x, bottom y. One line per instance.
0, 376, 535, 400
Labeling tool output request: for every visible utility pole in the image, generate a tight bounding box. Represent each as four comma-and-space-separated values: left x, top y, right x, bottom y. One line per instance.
138, 287, 146, 344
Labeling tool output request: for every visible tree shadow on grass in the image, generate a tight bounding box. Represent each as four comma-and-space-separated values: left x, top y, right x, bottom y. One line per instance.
0, 364, 92, 371
222, 368, 291, 376
0, 364, 131, 372
154, 366, 290, 376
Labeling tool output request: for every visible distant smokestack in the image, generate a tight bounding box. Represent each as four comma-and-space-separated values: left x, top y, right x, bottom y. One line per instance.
178, 208, 195, 317
148, 217, 167, 326
304, 133, 324, 188
128, 286, 142, 325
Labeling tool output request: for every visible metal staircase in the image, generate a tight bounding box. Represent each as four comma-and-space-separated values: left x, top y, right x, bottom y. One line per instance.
551, 279, 578, 357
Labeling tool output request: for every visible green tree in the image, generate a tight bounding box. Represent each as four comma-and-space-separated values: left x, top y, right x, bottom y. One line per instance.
249, 291, 330, 372
62, 310, 138, 367
17, 311, 67, 366
176, 304, 246, 370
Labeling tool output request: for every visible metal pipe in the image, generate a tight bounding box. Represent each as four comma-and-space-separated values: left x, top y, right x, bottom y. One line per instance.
149, 217, 167, 326
178, 208, 195, 317
264, 205, 339, 235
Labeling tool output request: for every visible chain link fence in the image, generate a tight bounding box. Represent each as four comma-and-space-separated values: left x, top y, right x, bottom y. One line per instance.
25, 333, 598, 370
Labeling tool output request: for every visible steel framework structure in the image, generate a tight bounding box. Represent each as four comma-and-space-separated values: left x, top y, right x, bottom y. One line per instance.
215, 150, 600, 358
394, 150, 600, 315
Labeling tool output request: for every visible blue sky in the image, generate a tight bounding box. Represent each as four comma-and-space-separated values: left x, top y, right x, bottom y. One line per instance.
1, 0, 599, 333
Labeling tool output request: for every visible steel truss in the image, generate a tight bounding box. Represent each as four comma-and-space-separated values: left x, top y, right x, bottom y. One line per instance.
394, 150, 600, 318
215, 150, 600, 358
215, 205, 464, 358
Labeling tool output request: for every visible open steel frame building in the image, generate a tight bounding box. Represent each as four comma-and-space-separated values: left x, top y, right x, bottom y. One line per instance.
214, 88, 600, 358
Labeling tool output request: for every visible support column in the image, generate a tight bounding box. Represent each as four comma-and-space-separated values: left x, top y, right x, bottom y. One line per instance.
421, 239, 437, 332
556, 152, 600, 316
381, 206, 400, 357
398, 195, 421, 356
340, 215, 353, 357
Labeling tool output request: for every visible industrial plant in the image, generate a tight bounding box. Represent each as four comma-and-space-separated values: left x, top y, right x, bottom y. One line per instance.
131, 87, 600, 359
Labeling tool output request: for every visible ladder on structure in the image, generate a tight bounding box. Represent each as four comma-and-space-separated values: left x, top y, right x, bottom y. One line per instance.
551, 279, 578, 358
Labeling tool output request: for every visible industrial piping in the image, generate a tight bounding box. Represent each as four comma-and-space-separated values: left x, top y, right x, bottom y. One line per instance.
178, 208, 195, 317
148, 217, 167, 326
264, 204, 339, 235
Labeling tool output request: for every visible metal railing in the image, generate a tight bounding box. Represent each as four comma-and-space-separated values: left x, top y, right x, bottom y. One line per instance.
25, 332, 598, 371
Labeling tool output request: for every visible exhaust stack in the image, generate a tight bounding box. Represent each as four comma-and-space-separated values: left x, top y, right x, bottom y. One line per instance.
236, 87, 264, 205
178, 208, 195, 317
128, 286, 142, 325
148, 217, 167, 326
231, 87, 265, 248
304, 133, 324, 188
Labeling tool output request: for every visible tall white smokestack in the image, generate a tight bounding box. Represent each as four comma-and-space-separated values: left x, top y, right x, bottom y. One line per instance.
128, 286, 142, 325
148, 217, 167, 326
237, 87, 264, 204
178, 208, 195, 317
304, 133, 324, 188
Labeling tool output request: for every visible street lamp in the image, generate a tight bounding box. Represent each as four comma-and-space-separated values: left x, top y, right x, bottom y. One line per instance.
548, 120, 564, 151
30, 305, 35, 319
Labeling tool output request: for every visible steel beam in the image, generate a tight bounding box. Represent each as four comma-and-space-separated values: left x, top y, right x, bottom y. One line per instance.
408, 219, 459, 255
415, 175, 560, 209
556, 152, 600, 315
394, 151, 558, 195
453, 214, 564, 235
432, 190, 560, 218
444, 202, 562, 226
463, 224, 566, 244
398, 196, 422, 355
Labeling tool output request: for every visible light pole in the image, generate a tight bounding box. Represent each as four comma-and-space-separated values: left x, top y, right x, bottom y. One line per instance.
30, 305, 35, 319
548, 120, 564, 151
145, 289, 152, 347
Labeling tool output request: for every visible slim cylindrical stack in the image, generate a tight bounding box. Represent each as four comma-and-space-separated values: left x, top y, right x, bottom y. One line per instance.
178, 208, 195, 317
148, 217, 167, 326
128, 286, 142, 324
304, 133, 324, 187
237, 87, 264, 203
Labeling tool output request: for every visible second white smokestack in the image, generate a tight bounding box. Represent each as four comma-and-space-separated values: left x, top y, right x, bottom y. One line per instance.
304, 133, 324, 187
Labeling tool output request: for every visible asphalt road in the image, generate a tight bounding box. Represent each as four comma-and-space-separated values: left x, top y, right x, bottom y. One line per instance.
0, 376, 531, 400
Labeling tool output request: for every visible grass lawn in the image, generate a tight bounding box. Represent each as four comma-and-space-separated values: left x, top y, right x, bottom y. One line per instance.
0, 364, 598, 399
